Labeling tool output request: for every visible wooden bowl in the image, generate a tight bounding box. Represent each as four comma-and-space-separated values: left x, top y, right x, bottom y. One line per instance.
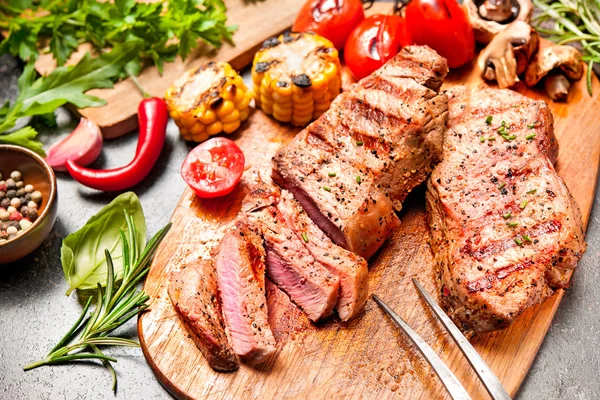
0, 145, 58, 264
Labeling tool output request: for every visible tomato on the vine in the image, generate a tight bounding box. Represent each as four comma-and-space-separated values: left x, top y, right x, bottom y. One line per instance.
181, 138, 245, 198
404, 0, 475, 68
293, 0, 365, 50
344, 14, 412, 80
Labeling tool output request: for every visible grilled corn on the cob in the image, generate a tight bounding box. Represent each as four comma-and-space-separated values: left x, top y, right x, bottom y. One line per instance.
166, 61, 252, 142
252, 32, 342, 127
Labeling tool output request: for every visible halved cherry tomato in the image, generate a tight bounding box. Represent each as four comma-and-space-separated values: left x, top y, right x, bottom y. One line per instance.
344, 14, 412, 80
292, 0, 365, 50
181, 137, 245, 198
405, 0, 475, 68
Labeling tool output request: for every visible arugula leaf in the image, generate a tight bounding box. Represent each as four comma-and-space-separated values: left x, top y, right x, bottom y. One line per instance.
0, 40, 141, 154
61, 192, 147, 295
18, 40, 143, 115
0, 126, 45, 156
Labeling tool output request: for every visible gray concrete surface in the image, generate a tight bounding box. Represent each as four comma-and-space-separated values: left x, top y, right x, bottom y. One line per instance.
0, 53, 598, 399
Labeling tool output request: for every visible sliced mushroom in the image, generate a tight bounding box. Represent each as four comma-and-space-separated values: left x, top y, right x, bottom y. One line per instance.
525, 40, 583, 101
464, 0, 533, 44
478, 21, 539, 89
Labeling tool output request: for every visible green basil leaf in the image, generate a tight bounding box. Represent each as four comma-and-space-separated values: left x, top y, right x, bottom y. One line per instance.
61, 192, 146, 295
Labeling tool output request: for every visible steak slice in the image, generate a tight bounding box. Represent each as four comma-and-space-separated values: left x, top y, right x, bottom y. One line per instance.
168, 259, 239, 372
273, 45, 449, 259
242, 184, 340, 321
427, 87, 586, 332
214, 223, 276, 364
277, 190, 369, 321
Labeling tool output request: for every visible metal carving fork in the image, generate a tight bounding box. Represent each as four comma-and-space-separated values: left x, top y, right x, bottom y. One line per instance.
372, 278, 512, 400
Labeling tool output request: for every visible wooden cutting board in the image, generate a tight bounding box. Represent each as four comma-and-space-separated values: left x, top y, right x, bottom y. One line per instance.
138, 6, 600, 400
31, 0, 304, 139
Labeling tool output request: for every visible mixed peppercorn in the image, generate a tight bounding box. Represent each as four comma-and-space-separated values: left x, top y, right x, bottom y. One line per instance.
0, 170, 43, 242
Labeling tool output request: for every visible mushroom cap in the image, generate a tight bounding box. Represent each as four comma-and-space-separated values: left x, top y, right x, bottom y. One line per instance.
464, 0, 533, 44
477, 21, 539, 89
525, 39, 584, 86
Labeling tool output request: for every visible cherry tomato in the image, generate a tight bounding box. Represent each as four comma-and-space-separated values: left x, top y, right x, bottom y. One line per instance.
344, 14, 412, 80
405, 0, 475, 68
293, 0, 365, 50
181, 137, 245, 198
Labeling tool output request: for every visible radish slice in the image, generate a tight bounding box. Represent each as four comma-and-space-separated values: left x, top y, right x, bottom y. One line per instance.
46, 118, 103, 171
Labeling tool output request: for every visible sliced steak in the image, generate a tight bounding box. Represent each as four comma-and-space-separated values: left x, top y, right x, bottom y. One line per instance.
214, 223, 276, 364
427, 87, 586, 332
242, 183, 340, 321
277, 190, 369, 321
273, 45, 449, 259
168, 259, 239, 372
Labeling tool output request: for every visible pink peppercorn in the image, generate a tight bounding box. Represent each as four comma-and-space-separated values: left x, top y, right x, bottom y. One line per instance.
9, 211, 22, 221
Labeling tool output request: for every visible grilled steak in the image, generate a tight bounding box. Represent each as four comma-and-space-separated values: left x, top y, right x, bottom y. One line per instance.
242, 182, 340, 321
168, 259, 239, 372
427, 87, 586, 332
273, 45, 449, 259
277, 190, 369, 321
214, 223, 276, 364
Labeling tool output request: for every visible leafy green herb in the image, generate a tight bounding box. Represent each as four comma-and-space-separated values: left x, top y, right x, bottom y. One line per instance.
488, 137, 496, 141
356, 175, 362, 184
61, 192, 146, 295
527, 123, 536, 129
503, 212, 512, 219
520, 200, 529, 209
523, 234, 532, 242
533, 0, 600, 95
323, 186, 332, 192
356, 141, 364, 146
0, 41, 141, 154
328, 172, 336, 177
480, 136, 485, 143
498, 182, 506, 190
486, 115, 493, 125
0, 0, 236, 74
301, 233, 309, 243
527, 189, 538, 194
507, 221, 519, 227
24, 211, 172, 392
514, 237, 523, 246
526, 133, 537, 140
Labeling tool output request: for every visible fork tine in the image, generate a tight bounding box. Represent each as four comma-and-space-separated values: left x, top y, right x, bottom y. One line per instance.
412, 279, 512, 400
372, 294, 472, 400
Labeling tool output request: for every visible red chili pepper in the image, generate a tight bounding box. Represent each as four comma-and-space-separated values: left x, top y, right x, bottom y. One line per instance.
66, 98, 168, 191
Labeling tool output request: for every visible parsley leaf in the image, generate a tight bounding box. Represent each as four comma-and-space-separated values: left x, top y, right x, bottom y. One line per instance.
0, 0, 236, 74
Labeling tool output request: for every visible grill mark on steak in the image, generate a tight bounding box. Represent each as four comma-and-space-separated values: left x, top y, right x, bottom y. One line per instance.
465, 260, 537, 293
462, 219, 562, 261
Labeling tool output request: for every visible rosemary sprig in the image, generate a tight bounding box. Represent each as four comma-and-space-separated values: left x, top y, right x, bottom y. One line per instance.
533, 0, 600, 95
23, 212, 171, 392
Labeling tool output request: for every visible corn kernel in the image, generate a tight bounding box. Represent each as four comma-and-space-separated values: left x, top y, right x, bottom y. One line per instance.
206, 121, 223, 136
198, 110, 216, 125
189, 123, 206, 136
223, 120, 241, 133
221, 109, 240, 124
217, 100, 235, 117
